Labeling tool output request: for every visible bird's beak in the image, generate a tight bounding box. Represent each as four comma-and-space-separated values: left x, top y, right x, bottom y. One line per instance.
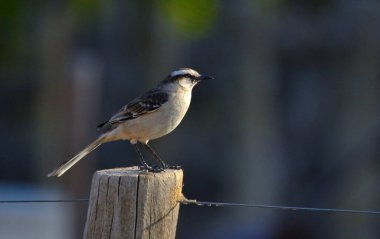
199, 75, 214, 81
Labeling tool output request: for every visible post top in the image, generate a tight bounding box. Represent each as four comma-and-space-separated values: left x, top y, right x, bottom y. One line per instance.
94, 166, 183, 177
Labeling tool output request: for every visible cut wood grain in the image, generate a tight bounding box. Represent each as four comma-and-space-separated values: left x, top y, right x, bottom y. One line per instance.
83, 167, 183, 239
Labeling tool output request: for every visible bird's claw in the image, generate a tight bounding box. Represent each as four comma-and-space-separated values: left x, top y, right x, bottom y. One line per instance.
139, 165, 164, 173
150, 165, 164, 172
165, 165, 181, 169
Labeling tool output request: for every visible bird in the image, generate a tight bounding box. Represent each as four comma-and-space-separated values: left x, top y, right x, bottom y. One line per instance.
48, 68, 213, 177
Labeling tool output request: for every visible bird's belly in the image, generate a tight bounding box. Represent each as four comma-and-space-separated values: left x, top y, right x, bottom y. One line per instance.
117, 93, 191, 141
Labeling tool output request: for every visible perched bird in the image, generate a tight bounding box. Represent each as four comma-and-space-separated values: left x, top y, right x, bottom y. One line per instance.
48, 68, 213, 177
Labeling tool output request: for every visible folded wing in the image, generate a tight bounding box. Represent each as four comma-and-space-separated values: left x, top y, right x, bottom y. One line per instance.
97, 89, 169, 130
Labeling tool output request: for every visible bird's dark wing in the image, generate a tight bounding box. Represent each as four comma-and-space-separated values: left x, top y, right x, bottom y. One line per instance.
97, 89, 169, 129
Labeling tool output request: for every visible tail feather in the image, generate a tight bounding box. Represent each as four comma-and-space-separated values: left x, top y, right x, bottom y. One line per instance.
48, 136, 104, 177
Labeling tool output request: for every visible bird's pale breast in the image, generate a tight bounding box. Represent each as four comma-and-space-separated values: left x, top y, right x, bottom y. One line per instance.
112, 90, 192, 142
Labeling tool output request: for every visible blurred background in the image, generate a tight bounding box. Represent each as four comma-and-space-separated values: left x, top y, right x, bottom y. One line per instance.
1, 0, 380, 238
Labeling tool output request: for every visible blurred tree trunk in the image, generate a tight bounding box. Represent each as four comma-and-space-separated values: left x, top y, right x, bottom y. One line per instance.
230, 2, 284, 224
68, 52, 103, 239
34, 2, 76, 237
333, 11, 380, 239
35, 3, 104, 238
35, 3, 73, 180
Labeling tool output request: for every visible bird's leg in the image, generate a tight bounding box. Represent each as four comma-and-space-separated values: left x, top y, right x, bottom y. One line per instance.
141, 143, 167, 168
132, 143, 150, 170
132, 143, 163, 172
142, 143, 181, 169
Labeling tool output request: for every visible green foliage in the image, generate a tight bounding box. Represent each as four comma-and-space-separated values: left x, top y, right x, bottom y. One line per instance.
158, 0, 219, 38
252, 0, 285, 16
0, 0, 22, 28
0, 0, 31, 62
69, 0, 102, 18
0, 0, 24, 37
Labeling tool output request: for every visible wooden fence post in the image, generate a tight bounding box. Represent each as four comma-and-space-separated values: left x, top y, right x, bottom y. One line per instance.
83, 166, 183, 239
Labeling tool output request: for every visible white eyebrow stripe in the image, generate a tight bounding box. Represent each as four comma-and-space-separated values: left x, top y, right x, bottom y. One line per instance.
170, 68, 200, 78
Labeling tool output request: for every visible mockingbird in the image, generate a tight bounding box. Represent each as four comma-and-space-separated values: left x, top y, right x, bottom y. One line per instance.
48, 68, 213, 177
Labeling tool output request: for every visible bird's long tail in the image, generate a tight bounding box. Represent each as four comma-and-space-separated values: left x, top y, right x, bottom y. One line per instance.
47, 135, 105, 177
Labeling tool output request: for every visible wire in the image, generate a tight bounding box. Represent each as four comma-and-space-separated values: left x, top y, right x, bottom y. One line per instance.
179, 199, 380, 216
1, 198, 380, 216
0, 199, 89, 203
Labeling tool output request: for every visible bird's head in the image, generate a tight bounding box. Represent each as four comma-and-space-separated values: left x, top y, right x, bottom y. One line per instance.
162, 68, 213, 90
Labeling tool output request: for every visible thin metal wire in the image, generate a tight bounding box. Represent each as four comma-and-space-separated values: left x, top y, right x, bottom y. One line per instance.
1, 199, 380, 216
0, 199, 89, 203
179, 200, 380, 215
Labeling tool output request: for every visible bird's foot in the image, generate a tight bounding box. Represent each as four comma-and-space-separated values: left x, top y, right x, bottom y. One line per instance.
163, 164, 181, 170
139, 165, 164, 173
150, 165, 164, 172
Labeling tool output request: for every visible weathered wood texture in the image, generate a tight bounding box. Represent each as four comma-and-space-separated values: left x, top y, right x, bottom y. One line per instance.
83, 167, 183, 239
